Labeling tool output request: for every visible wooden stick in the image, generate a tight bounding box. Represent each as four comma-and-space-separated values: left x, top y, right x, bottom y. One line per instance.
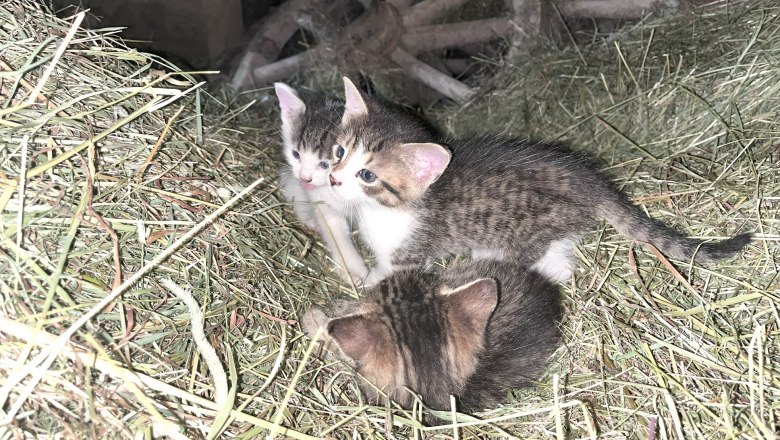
230, 0, 334, 89
402, 18, 514, 54
389, 48, 475, 102
249, 50, 319, 86
402, 0, 472, 27
507, 0, 545, 58
559, 0, 663, 19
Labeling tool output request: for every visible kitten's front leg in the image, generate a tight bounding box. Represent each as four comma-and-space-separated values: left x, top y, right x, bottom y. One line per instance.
363, 243, 430, 285
363, 258, 393, 286
315, 204, 370, 285
278, 169, 318, 231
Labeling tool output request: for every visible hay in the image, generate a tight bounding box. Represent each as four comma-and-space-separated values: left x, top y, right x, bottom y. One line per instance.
428, 0, 780, 437
0, 0, 777, 438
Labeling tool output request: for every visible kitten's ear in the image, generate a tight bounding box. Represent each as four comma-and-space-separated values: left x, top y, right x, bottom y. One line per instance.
441, 278, 498, 334
327, 314, 388, 363
274, 82, 306, 127
403, 143, 452, 187
342, 77, 369, 124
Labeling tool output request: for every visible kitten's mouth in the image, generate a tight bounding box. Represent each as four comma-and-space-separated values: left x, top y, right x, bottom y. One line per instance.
300, 180, 316, 190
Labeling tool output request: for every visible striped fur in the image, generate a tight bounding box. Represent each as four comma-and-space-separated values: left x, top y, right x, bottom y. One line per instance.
302, 259, 562, 411
329, 77, 751, 284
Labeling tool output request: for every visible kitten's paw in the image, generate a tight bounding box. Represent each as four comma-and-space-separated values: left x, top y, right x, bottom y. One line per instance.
333, 265, 368, 288
301, 306, 330, 339
331, 256, 370, 287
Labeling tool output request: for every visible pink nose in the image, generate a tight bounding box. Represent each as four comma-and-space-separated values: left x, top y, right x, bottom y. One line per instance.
329, 175, 341, 186
299, 173, 313, 183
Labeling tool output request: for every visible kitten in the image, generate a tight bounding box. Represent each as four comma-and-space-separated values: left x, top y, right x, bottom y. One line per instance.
274, 83, 369, 283
328, 77, 751, 284
302, 259, 562, 411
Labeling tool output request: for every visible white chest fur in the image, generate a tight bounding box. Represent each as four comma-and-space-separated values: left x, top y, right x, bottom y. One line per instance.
358, 204, 417, 266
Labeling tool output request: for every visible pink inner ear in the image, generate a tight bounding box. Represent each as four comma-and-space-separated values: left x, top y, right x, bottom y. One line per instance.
414, 156, 434, 182
274, 83, 305, 118
328, 314, 385, 363
343, 77, 368, 118
412, 144, 450, 183
448, 278, 498, 331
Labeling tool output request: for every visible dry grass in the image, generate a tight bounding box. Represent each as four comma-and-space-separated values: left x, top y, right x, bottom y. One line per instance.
0, 0, 777, 439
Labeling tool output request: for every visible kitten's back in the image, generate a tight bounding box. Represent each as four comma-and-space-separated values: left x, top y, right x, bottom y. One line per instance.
440, 260, 563, 409
303, 259, 562, 412
334, 81, 750, 273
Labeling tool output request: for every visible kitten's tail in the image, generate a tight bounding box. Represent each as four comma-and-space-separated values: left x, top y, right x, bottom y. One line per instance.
596, 191, 751, 262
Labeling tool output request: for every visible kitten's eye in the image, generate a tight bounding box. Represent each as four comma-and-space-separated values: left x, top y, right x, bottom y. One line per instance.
334, 145, 345, 160
292, 150, 300, 160
319, 161, 329, 169
358, 169, 377, 183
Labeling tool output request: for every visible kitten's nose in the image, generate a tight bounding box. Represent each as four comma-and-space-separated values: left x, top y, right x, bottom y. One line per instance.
329, 175, 341, 186
299, 173, 313, 183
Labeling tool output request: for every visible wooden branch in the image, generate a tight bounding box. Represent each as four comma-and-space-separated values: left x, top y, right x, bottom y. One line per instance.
558, 0, 665, 19
236, 0, 481, 102
402, 0, 472, 27
230, 0, 315, 89
250, 50, 320, 85
389, 48, 475, 102
402, 18, 514, 54
346, 0, 404, 55
230, 52, 270, 89
230, 0, 359, 89
242, 2, 402, 87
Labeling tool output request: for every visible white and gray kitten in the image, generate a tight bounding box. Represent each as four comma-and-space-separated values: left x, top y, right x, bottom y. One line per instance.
275, 83, 368, 284
328, 77, 751, 285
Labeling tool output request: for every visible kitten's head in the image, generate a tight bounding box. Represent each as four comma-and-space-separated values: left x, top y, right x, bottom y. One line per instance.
275, 83, 343, 189
302, 271, 498, 410
328, 77, 451, 207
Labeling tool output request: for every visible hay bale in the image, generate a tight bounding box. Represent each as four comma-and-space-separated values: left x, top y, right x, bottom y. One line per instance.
0, 2, 336, 438
429, 0, 780, 437
0, 0, 777, 438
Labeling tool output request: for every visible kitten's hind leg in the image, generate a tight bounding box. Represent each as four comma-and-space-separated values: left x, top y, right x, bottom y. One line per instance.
315, 204, 370, 285
531, 237, 579, 283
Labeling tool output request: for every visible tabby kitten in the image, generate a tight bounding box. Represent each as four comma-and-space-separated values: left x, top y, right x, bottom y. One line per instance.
302, 259, 562, 411
274, 83, 368, 283
329, 77, 751, 284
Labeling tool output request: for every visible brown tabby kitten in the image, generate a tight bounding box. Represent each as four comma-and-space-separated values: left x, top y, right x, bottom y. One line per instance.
328, 77, 751, 285
302, 259, 562, 411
